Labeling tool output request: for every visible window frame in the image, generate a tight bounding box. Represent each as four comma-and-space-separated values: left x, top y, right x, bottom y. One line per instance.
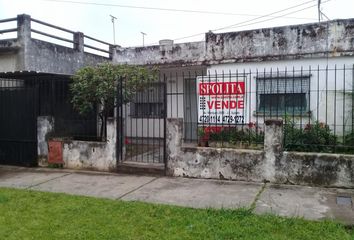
129, 82, 165, 118
256, 75, 310, 115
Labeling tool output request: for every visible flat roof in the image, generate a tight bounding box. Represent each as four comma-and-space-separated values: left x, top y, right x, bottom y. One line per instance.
0, 71, 72, 79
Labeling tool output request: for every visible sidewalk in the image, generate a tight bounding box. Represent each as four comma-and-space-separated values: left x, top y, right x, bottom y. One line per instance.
0, 165, 353, 224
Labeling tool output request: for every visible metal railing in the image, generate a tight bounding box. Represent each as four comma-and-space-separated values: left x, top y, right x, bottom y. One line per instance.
117, 75, 167, 164
0, 76, 99, 141
31, 17, 76, 43
30, 17, 111, 56
164, 65, 354, 154
0, 17, 17, 35
0, 15, 112, 57
83, 34, 111, 54
35, 77, 100, 141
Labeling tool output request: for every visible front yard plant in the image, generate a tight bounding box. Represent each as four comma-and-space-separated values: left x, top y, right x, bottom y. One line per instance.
70, 63, 157, 141
199, 123, 264, 149
284, 120, 337, 152
284, 120, 354, 153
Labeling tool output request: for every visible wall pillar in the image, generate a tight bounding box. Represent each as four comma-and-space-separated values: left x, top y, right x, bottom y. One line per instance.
166, 118, 183, 175
109, 45, 120, 60
106, 118, 117, 162
62, 119, 117, 171
16, 14, 31, 70
72, 31, 84, 69
37, 116, 54, 166
73, 32, 84, 52
263, 119, 283, 182
17, 14, 31, 43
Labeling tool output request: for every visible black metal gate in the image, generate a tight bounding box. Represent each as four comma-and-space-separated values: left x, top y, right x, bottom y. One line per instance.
116, 77, 167, 168
0, 79, 38, 166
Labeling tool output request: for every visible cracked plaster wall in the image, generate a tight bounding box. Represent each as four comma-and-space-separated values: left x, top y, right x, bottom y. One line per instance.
114, 19, 354, 67
166, 118, 354, 188
62, 119, 117, 171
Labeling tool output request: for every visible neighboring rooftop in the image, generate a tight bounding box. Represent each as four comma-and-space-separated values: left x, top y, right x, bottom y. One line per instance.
0, 14, 113, 74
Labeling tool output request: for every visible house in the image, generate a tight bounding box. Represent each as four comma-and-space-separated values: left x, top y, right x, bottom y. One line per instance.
115, 18, 354, 151
0, 14, 111, 167
0, 15, 353, 185
114, 18, 354, 185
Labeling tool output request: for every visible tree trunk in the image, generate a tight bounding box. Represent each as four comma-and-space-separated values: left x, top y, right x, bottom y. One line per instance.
99, 113, 104, 141
103, 111, 108, 141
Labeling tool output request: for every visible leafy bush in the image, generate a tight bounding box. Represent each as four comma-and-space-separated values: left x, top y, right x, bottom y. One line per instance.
344, 131, 354, 145
70, 63, 157, 141
284, 120, 337, 153
201, 120, 354, 154
207, 123, 264, 146
336, 131, 354, 154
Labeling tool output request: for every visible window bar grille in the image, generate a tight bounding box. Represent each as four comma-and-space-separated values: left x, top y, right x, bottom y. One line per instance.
147, 76, 151, 163
228, 70, 232, 143
221, 70, 224, 147
325, 65, 329, 129
308, 66, 312, 126
187, 71, 192, 142
300, 66, 303, 132
284, 67, 288, 148
316, 65, 320, 144
163, 74, 167, 167
342, 65, 346, 146
334, 64, 337, 153
276, 68, 279, 120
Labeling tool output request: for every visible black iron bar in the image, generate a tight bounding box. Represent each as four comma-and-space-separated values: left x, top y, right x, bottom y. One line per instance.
0, 17, 17, 23
32, 29, 73, 43
0, 28, 17, 34
31, 17, 76, 34
334, 65, 337, 152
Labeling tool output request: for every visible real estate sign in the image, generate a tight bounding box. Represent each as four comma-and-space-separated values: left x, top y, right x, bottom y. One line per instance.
197, 76, 246, 125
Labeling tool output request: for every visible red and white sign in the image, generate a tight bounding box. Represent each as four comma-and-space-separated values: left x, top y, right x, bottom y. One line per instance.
197, 76, 246, 124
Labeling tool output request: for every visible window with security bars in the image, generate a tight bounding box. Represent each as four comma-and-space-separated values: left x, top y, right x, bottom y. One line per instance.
256, 76, 310, 114
130, 83, 165, 118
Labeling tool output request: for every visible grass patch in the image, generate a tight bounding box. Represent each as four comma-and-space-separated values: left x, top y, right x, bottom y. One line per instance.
0, 187, 352, 240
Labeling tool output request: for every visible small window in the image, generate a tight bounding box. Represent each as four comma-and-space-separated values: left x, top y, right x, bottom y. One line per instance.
130, 83, 165, 118
256, 76, 310, 114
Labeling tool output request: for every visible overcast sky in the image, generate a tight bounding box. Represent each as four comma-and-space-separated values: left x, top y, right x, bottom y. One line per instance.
0, 0, 353, 47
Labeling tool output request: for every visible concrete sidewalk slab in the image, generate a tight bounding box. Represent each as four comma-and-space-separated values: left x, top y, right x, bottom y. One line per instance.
0, 168, 69, 189
122, 177, 263, 209
255, 184, 354, 224
31, 173, 156, 199
1, 166, 354, 224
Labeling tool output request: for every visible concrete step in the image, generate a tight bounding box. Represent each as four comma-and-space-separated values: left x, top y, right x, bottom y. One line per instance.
117, 162, 165, 176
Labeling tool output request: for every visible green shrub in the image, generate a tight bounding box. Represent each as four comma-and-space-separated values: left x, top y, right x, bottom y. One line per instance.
284, 120, 337, 153
208, 124, 264, 146
204, 120, 353, 154
336, 131, 354, 154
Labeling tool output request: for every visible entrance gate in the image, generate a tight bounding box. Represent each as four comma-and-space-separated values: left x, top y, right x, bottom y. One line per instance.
0, 79, 38, 166
116, 78, 167, 170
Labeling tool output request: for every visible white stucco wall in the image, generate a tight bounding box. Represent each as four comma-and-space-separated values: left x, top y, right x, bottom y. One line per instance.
63, 119, 117, 171
207, 57, 354, 134
37, 116, 54, 166
0, 54, 17, 72
124, 57, 353, 140
125, 67, 204, 139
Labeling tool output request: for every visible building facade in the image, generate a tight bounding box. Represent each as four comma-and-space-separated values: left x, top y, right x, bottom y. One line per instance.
1, 15, 354, 170
115, 19, 354, 144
